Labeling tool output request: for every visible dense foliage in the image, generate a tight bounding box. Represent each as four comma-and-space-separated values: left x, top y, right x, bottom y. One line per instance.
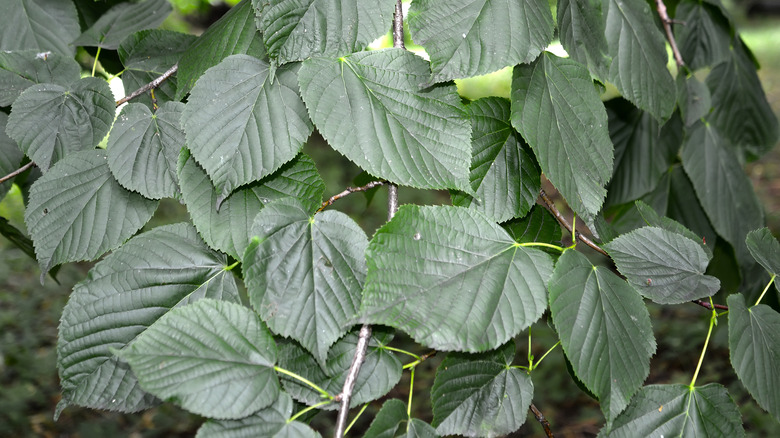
1, 0, 779, 436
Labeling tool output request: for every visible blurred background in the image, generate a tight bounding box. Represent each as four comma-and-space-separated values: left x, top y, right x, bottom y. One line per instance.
1, 0, 779, 436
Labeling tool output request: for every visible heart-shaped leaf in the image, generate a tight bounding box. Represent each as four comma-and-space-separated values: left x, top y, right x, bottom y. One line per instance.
0, 50, 80, 106
0, 0, 80, 56
72, 0, 172, 50
196, 393, 319, 438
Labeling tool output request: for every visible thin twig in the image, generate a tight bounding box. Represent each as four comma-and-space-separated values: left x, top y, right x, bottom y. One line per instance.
0, 161, 34, 185
317, 180, 387, 212
530, 403, 554, 438
655, 0, 685, 68
538, 190, 608, 257
115, 64, 178, 106
692, 300, 728, 311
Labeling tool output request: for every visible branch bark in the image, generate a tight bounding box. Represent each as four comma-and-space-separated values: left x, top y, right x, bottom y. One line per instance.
530, 403, 554, 438
0, 161, 34, 185
538, 189, 608, 257
317, 180, 387, 212
655, 0, 685, 68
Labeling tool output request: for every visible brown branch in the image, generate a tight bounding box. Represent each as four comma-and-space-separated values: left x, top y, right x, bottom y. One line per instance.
655, 0, 685, 68
333, 324, 372, 437
317, 180, 388, 212
0, 161, 34, 185
530, 403, 554, 438
538, 189, 608, 257
115, 64, 178, 106
692, 300, 728, 311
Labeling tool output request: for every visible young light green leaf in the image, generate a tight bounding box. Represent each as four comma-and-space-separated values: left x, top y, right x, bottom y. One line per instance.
0, 50, 80, 106
71, 0, 172, 50
195, 393, 320, 438
257, 0, 392, 64
681, 121, 763, 268
118, 30, 196, 108
243, 198, 368, 364
451, 97, 540, 223
677, 74, 712, 127
674, 0, 731, 70
431, 341, 531, 436
0, 0, 80, 56
549, 250, 655, 424
407, 0, 553, 83
603, 0, 676, 121
183, 55, 312, 203
107, 102, 184, 199
117, 299, 279, 420
605, 384, 744, 437
728, 293, 780, 422
605, 226, 720, 304
176, 0, 265, 100
24, 150, 157, 278
7, 77, 115, 171
746, 228, 780, 278
0, 113, 24, 200
298, 49, 472, 193
360, 205, 553, 352
557, 0, 610, 80
178, 150, 325, 259
277, 328, 402, 409
57, 223, 240, 416
511, 52, 613, 225
502, 206, 562, 246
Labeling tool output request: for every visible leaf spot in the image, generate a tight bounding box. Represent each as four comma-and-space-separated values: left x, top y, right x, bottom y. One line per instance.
413, 232, 421, 241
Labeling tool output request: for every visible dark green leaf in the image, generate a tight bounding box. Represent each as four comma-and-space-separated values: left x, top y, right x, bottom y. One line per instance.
549, 250, 655, 423
0, 50, 80, 107
674, 0, 731, 70
603, 0, 676, 120
176, 0, 265, 100
364, 399, 407, 438
407, 0, 553, 83
118, 30, 196, 108
0, 113, 24, 200
664, 165, 718, 249
451, 97, 540, 223
182, 55, 312, 202
557, 0, 610, 79
605, 384, 744, 437
681, 121, 763, 268
511, 52, 613, 225
107, 102, 184, 199
6, 77, 115, 171
196, 393, 320, 438
178, 150, 325, 259
243, 198, 368, 364
117, 299, 279, 419
605, 226, 720, 304
298, 49, 472, 193
633, 200, 712, 258
677, 74, 712, 127
257, 0, 392, 64
502, 205, 562, 246
57, 223, 239, 415
746, 228, 780, 278
431, 341, 532, 436
728, 293, 780, 422
360, 205, 553, 352
72, 0, 172, 50
24, 150, 157, 278
0, 216, 34, 260
0, 0, 80, 56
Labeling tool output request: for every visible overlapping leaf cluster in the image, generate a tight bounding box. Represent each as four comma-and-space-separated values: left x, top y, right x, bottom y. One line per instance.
0, 0, 779, 436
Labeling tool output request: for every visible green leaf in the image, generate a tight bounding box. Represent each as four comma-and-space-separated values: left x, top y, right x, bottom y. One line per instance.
729, 293, 780, 422
511, 52, 613, 225
605, 384, 744, 437
407, 0, 553, 83
107, 102, 184, 199
195, 393, 320, 438
681, 121, 763, 268
604, 226, 720, 304
57, 223, 239, 415
633, 200, 712, 259
0, 0, 80, 56
243, 198, 368, 364
0, 50, 80, 107
604, 99, 679, 207
674, 0, 731, 70
364, 399, 407, 438
176, 0, 265, 100
0, 216, 34, 261
298, 49, 472, 193
71, 0, 172, 50
24, 150, 157, 278
451, 97, 540, 223
277, 328, 402, 409
677, 74, 712, 127
118, 30, 196, 108
178, 150, 325, 259
557, 0, 610, 80
257, 0, 392, 64
6, 77, 115, 171
706, 41, 779, 159
746, 228, 780, 279
406, 420, 439, 438
431, 341, 532, 436
502, 205, 562, 246
0, 113, 24, 200
360, 205, 553, 352
549, 250, 655, 423
182, 55, 312, 202
117, 299, 279, 419
603, 0, 676, 121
